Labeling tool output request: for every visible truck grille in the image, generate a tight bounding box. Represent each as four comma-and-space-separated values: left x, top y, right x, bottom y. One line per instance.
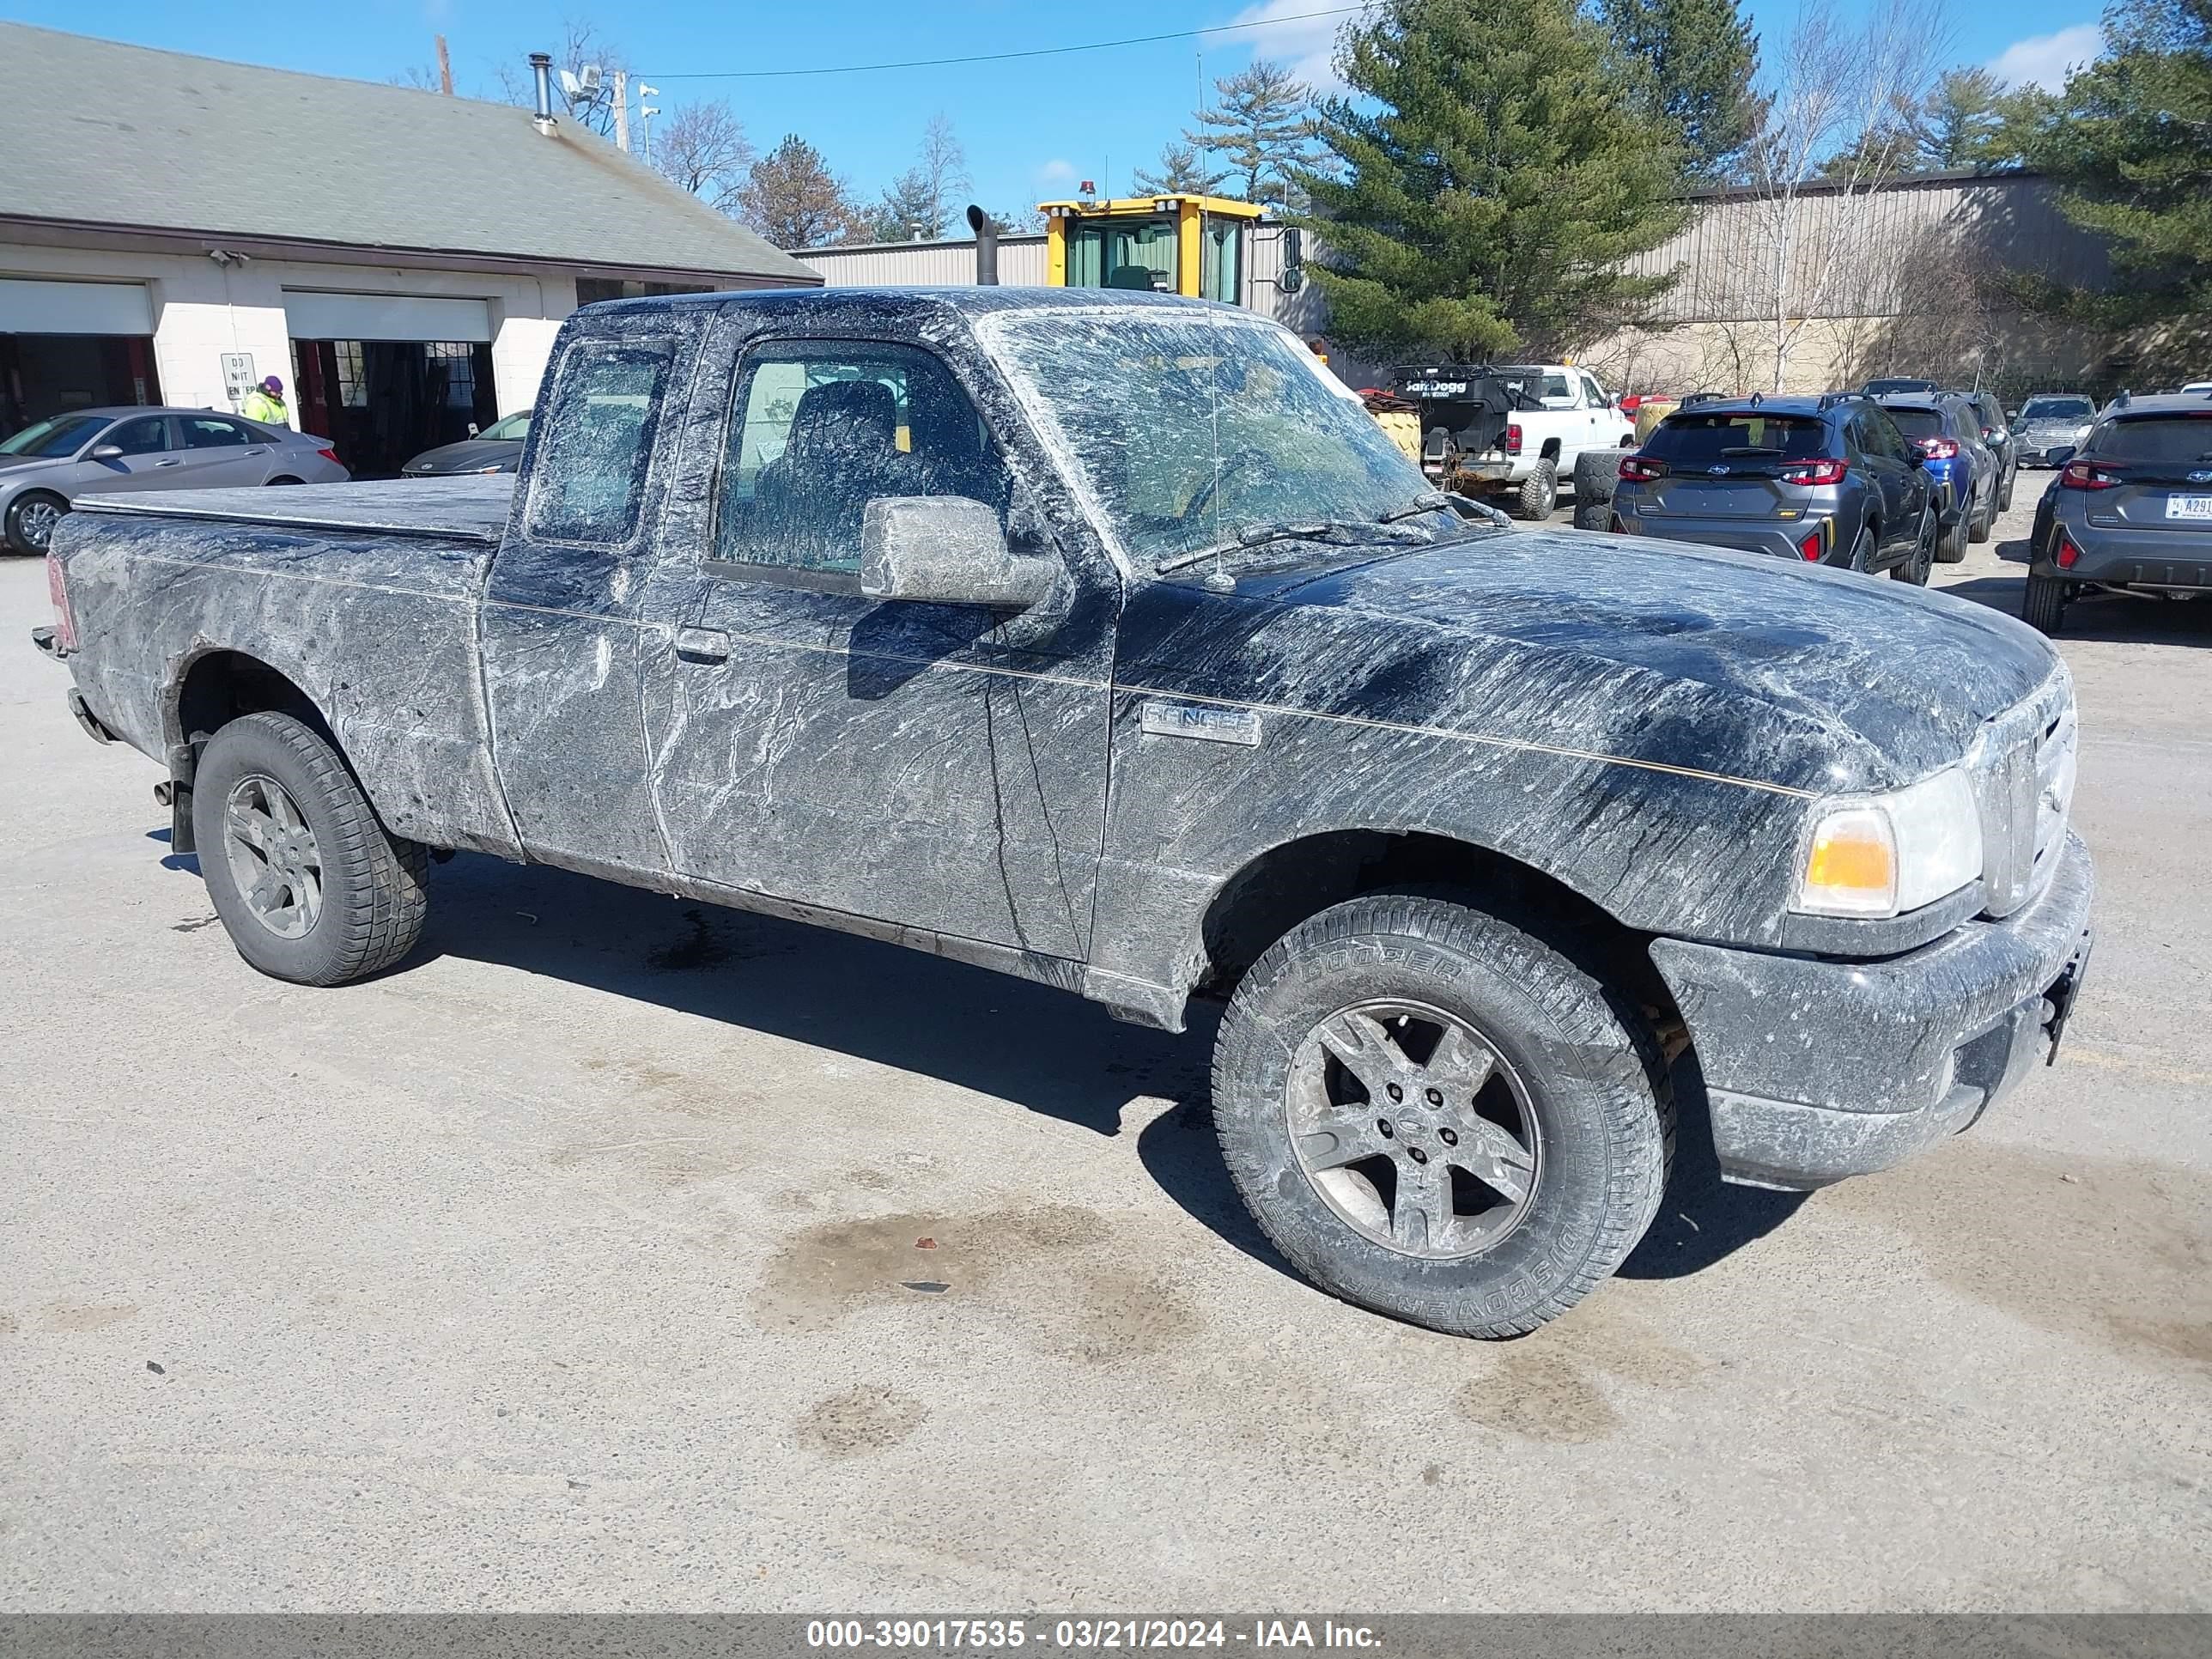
1968, 669, 2077, 918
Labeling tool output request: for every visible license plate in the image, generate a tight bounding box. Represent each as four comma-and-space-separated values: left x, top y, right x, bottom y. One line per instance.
2163, 495, 2212, 520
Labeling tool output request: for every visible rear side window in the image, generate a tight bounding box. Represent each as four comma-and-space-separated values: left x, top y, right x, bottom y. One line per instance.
526, 338, 678, 545
1644, 413, 1827, 462
2091, 415, 2212, 465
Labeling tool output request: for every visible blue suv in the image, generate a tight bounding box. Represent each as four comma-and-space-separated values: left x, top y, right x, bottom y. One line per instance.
1610, 394, 1940, 581
1877, 392, 1995, 562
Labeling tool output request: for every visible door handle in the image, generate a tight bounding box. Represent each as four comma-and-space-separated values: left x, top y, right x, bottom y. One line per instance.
673, 627, 731, 664
154, 459, 181, 467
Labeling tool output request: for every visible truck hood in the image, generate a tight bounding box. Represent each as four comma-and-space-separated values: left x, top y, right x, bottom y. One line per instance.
1121, 526, 2059, 796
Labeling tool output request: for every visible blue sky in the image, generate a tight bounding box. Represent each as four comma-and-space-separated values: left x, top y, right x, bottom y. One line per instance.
1, 1, 2106, 218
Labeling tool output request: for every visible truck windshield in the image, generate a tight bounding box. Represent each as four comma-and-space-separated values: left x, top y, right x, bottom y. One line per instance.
976, 308, 1431, 569
1, 413, 108, 458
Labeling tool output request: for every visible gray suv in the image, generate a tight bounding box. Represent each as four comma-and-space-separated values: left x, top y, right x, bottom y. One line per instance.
1611, 394, 1938, 581
2025, 392, 2212, 632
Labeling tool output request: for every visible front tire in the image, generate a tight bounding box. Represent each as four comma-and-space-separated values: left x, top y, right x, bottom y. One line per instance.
1210, 895, 1673, 1338
2022, 571, 2069, 635
4, 489, 67, 556
191, 711, 428, 986
1515, 459, 1559, 520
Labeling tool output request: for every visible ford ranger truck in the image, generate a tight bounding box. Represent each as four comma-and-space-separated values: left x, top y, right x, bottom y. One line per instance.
33, 289, 2094, 1339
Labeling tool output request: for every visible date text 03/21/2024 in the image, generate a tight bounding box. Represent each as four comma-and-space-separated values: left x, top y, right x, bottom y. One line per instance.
805, 1620, 1382, 1650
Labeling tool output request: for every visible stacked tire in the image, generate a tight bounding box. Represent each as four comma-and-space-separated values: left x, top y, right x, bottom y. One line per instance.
1572, 447, 1631, 532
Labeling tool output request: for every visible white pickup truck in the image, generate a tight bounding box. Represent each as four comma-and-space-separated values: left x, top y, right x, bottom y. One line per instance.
1401, 362, 1639, 520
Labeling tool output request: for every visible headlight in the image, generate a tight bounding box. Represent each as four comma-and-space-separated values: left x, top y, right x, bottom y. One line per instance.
1793, 768, 1982, 919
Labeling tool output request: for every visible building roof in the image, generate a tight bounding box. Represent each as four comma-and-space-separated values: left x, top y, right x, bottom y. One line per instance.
0, 23, 818, 287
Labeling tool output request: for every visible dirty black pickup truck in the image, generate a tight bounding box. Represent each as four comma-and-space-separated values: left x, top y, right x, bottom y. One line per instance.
36, 288, 2094, 1338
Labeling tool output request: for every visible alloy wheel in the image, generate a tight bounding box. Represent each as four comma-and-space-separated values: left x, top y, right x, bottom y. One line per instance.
1285, 1000, 1542, 1260
222, 774, 324, 939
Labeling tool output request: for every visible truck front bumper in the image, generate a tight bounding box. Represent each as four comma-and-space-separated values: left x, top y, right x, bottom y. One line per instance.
1648, 832, 2095, 1190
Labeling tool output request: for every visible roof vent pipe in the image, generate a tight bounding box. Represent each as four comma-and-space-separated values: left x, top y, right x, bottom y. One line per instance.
529, 52, 557, 134
966, 204, 999, 286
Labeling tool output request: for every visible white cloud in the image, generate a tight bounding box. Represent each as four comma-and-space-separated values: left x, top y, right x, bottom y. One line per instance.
1985, 22, 2103, 92
1036, 158, 1077, 185
1226, 0, 1383, 96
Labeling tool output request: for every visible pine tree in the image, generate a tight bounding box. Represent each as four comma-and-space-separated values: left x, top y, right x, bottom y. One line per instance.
735, 135, 863, 249
1187, 60, 1323, 202
1132, 143, 1228, 196
2012, 0, 2212, 320
1597, 0, 1759, 181
1911, 67, 2010, 169
1297, 0, 1688, 361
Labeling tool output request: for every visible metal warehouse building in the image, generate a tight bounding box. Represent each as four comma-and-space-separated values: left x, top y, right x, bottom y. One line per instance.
0, 24, 818, 475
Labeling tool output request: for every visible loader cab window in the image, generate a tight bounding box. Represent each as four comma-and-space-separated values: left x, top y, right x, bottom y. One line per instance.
714, 339, 1009, 574
1200, 217, 1241, 304
1066, 217, 1178, 294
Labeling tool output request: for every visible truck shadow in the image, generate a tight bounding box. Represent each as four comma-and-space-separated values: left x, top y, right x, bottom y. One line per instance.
411, 852, 1799, 1289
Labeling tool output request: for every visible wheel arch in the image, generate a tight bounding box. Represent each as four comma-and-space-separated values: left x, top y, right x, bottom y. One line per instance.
1539, 436, 1563, 463
168, 647, 337, 778
1188, 826, 1680, 1037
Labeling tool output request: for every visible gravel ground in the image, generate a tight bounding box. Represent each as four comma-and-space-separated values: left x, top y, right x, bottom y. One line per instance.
2, 482, 2208, 1612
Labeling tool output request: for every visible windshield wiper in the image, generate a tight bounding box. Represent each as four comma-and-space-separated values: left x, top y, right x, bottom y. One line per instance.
1379, 489, 1513, 528
1153, 517, 1433, 575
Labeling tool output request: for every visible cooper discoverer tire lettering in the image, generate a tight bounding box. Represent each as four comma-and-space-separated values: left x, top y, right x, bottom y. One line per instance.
1209, 894, 1673, 1337
191, 711, 428, 986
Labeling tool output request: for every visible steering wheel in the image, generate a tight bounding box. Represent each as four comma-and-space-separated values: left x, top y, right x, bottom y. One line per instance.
1182, 449, 1283, 526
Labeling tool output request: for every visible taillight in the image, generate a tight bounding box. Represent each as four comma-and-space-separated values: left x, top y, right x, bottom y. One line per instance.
46, 554, 79, 653
1778, 458, 1849, 486
2056, 532, 2081, 569
1617, 453, 1666, 481
2060, 459, 2120, 489
1504, 422, 1522, 456
1916, 437, 1960, 459
1798, 526, 1825, 562
318, 447, 341, 465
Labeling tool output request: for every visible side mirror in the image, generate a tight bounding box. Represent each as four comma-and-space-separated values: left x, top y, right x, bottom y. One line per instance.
466, 422, 480, 438
860, 496, 1055, 609
1279, 227, 1304, 295
90, 444, 124, 460
2046, 445, 2077, 468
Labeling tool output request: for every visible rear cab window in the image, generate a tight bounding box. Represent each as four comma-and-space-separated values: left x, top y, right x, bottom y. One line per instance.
526, 337, 678, 545
1644, 413, 1829, 464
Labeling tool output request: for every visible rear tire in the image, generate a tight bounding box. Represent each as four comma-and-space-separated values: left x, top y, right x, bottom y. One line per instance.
191, 711, 428, 986
4, 489, 67, 556
2022, 571, 2069, 635
1844, 526, 1875, 573
1998, 471, 2014, 512
1515, 459, 1559, 520
1210, 894, 1672, 1338
1935, 513, 1967, 563
1968, 489, 1993, 544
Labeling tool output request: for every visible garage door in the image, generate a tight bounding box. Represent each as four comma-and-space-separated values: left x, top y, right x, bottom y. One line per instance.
0, 279, 154, 336
283, 292, 492, 344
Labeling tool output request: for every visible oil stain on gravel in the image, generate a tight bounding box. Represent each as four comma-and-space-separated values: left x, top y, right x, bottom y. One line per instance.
754, 1204, 1200, 1363
1817, 1139, 2212, 1374
794, 1384, 928, 1459
1454, 1295, 1711, 1445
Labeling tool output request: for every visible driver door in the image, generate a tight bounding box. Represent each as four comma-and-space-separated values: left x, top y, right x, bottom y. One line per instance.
635, 324, 1118, 959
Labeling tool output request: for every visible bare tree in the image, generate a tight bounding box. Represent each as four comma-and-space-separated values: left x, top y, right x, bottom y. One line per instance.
387, 64, 445, 92
738, 134, 866, 249
653, 100, 756, 211
1734, 0, 1948, 390
869, 116, 970, 240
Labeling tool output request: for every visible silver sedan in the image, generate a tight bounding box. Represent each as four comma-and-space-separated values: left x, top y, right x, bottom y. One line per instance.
0, 406, 350, 555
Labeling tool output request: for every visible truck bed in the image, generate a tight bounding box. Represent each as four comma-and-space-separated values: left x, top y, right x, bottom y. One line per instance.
73, 476, 514, 544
